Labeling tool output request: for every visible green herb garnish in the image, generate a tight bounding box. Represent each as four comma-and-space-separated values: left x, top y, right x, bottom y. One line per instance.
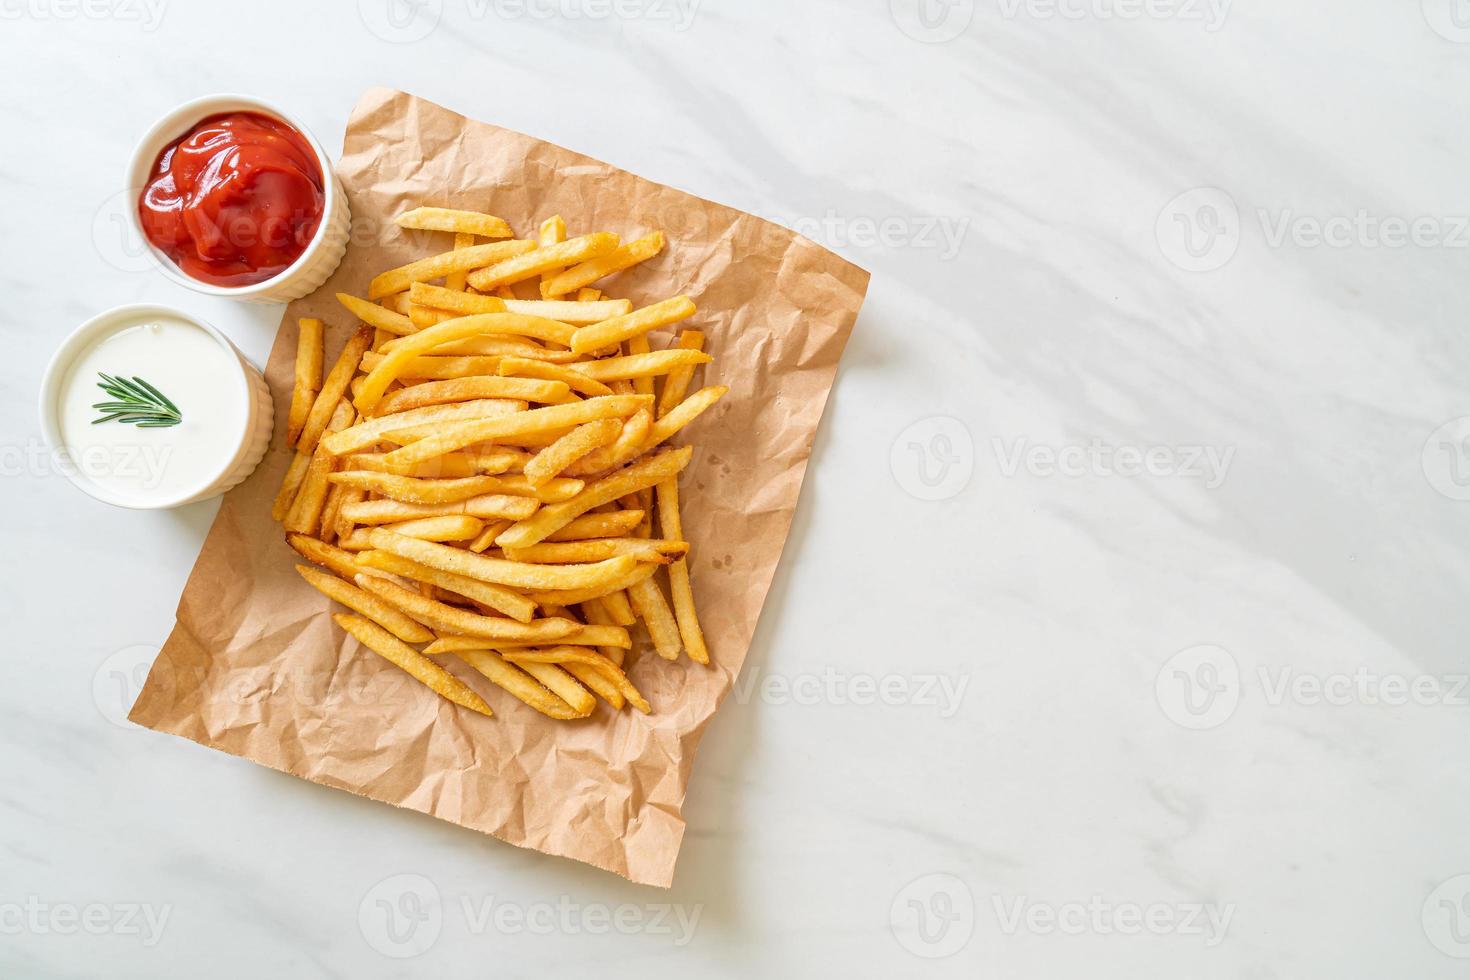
91, 373, 182, 428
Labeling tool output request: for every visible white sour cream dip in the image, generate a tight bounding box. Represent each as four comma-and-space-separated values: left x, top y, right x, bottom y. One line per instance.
56, 314, 247, 503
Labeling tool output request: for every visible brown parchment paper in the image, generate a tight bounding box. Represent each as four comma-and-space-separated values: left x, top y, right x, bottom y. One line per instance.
129, 88, 869, 887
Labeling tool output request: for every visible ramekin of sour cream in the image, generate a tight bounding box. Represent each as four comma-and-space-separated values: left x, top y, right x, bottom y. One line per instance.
39, 305, 273, 509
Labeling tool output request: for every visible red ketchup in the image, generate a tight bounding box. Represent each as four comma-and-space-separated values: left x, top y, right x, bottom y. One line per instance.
138, 112, 325, 287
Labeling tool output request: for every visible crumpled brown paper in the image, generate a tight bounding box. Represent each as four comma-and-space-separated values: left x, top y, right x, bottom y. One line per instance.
129, 88, 869, 887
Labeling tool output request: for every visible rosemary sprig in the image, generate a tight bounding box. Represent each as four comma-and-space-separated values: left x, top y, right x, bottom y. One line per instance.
92, 373, 182, 428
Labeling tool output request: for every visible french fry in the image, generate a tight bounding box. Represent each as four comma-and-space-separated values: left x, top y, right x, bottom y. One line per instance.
296, 565, 435, 643
468, 520, 511, 553
627, 334, 655, 398
287, 318, 324, 447
323, 398, 525, 456
355, 550, 537, 622
502, 647, 649, 713
380, 311, 577, 348
496, 446, 693, 549
496, 357, 614, 397
336, 292, 415, 336
363, 354, 506, 381
271, 450, 313, 522
520, 561, 659, 606
541, 231, 665, 297
563, 408, 652, 476
378, 515, 486, 541
318, 482, 345, 544
502, 298, 632, 324
543, 511, 645, 541
409, 282, 508, 316
329, 472, 517, 505
628, 575, 682, 661
503, 537, 685, 564
568, 295, 696, 354
657, 330, 705, 418
285, 400, 354, 535
364, 528, 644, 593
600, 588, 637, 626
466, 232, 619, 292
347, 448, 529, 478
510, 659, 596, 716
333, 613, 492, 717
426, 626, 629, 653
445, 232, 476, 291
288, 533, 380, 583
455, 649, 587, 720
377, 395, 650, 471
641, 385, 727, 453
342, 494, 539, 526
577, 288, 602, 302
298, 327, 372, 453
538, 215, 566, 245
570, 348, 710, 383
580, 599, 628, 666
523, 419, 622, 487
656, 476, 710, 664
355, 576, 577, 644
368, 239, 535, 300
396, 206, 513, 239
376, 376, 570, 414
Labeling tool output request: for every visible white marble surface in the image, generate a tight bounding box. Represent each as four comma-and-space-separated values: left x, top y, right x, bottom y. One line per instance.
3, 1, 1470, 976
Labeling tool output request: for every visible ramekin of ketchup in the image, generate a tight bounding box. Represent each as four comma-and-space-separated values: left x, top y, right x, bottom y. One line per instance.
126, 96, 350, 303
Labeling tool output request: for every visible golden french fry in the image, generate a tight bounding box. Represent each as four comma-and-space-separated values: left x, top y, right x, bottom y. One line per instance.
295, 564, 435, 643
364, 528, 642, 593
285, 400, 354, 535
502, 647, 649, 713
396, 206, 513, 239
657, 330, 705, 418
523, 418, 622, 487
568, 295, 695, 354
577, 288, 602, 302
599, 589, 637, 626
355, 549, 536, 622
298, 327, 372, 454
425, 624, 629, 653
563, 408, 652, 476
542, 511, 645, 541
364, 354, 505, 381
628, 575, 682, 661
455, 649, 587, 720
580, 599, 628, 665
334, 613, 492, 717
496, 446, 693, 549
342, 493, 538, 526
562, 661, 624, 710
329, 472, 517, 505
541, 231, 665, 297
288, 318, 324, 447
656, 477, 709, 664
570, 348, 710, 382
318, 482, 345, 544
381, 337, 580, 363
468, 520, 511, 553
380, 291, 414, 315
520, 561, 659, 606
382, 310, 577, 348
380, 515, 485, 542
355, 576, 577, 643
323, 398, 524, 456
347, 448, 529, 478
378, 394, 650, 471
445, 232, 476, 292
642, 385, 727, 453
626, 333, 654, 398
501, 298, 631, 324
288, 533, 379, 583
409, 281, 508, 316
496, 357, 613, 397
335, 486, 364, 542
538, 215, 566, 245
376, 376, 570, 414
504, 537, 685, 564
510, 659, 596, 715
466, 232, 619, 291
336, 292, 415, 336
271, 450, 313, 523
368, 239, 535, 300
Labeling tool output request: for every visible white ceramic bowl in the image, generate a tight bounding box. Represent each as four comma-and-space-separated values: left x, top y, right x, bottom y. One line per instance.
39, 304, 274, 509
125, 94, 351, 304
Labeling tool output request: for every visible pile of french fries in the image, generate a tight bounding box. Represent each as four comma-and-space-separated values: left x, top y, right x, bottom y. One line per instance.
270, 206, 726, 721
